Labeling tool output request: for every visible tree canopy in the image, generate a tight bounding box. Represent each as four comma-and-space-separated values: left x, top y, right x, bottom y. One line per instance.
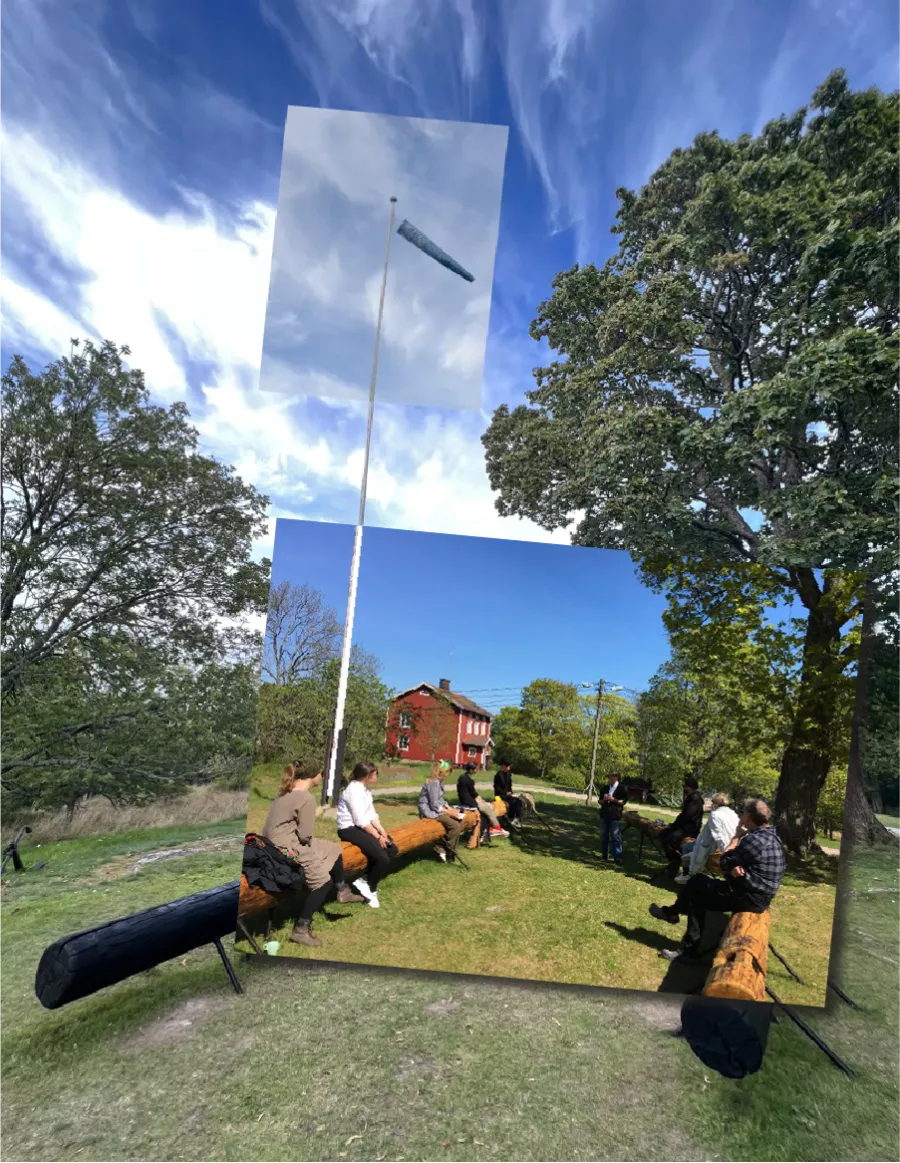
1, 340, 270, 813
482, 71, 897, 853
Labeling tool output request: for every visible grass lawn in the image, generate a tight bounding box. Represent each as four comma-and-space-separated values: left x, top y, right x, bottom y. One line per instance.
238, 791, 837, 1006
1, 803, 897, 1162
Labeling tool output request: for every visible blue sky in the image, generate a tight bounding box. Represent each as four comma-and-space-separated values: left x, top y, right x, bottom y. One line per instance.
271, 518, 672, 706
3, 0, 897, 569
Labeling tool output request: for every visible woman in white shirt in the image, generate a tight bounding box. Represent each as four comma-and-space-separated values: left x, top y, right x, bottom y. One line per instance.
336, 761, 398, 909
676, 793, 741, 883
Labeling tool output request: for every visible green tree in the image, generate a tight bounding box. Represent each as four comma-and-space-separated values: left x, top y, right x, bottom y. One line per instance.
1, 340, 270, 813
255, 654, 391, 774
490, 704, 541, 775
482, 72, 897, 852
519, 679, 587, 780
585, 689, 639, 789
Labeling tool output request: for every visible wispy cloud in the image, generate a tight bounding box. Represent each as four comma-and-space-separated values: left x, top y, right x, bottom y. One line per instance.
260, 105, 507, 410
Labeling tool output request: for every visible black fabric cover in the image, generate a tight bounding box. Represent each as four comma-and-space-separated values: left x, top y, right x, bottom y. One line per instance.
680, 995, 773, 1079
241, 833, 307, 894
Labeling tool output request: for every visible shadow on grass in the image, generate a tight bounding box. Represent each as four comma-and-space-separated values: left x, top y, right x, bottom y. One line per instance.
512, 800, 676, 887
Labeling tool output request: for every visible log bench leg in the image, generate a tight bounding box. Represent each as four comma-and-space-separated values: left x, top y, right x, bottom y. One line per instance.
214, 937, 243, 994
236, 919, 263, 956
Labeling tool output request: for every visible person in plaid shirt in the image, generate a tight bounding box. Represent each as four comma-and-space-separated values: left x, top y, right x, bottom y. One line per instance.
648, 797, 786, 962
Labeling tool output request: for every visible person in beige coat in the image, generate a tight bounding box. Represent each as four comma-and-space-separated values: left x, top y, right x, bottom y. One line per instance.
262, 761, 364, 947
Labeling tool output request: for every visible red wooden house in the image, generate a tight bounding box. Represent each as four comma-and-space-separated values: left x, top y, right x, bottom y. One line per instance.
386, 679, 493, 769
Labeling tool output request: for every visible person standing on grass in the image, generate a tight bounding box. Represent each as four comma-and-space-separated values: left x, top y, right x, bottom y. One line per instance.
336, 761, 399, 909
419, 760, 469, 861
599, 772, 628, 865
657, 775, 704, 878
649, 797, 786, 963
457, 762, 509, 846
493, 760, 522, 831
262, 761, 365, 947
675, 793, 742, 885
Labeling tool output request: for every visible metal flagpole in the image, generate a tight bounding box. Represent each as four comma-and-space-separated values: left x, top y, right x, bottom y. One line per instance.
585, 680, 604, 806
324, 195, 398, 804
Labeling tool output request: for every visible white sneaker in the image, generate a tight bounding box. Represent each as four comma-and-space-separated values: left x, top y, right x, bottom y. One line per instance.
353, 877, 374, 901
674, 873, 690, 885
368, 891, 380, 909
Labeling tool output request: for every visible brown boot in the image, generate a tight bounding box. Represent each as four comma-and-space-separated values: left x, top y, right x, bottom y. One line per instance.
289, 920, 322, 947
335, 885, 365, 904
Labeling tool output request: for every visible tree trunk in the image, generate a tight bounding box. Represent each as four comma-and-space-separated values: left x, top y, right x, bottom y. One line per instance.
842, 582, 897, 847
774, 576, 847, 856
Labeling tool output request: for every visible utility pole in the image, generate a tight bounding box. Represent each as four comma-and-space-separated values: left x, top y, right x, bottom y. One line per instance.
585, 679, 604, 806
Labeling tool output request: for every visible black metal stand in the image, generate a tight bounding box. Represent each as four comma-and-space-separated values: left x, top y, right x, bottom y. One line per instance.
236, 918, 264, 956
760, 972, 856, 1079
213, 937, 243, 994
768, 941, 805, 984
2, 826, 33, 874
827, 979, 860, 1009
450, 847, 470, 871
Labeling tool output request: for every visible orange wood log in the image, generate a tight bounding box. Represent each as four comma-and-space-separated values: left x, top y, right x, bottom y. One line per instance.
237, 805, 499, 919
702, 909, 771, 1003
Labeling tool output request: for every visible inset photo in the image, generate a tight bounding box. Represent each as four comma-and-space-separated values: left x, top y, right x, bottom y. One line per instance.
236, 519, 862, 1006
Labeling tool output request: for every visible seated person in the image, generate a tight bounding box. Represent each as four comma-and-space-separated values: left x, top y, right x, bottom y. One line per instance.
675, 792, 741, 884
262, 761, 365, 947
649, 797, 786, 962
419, 761, 470, 861
658, 775, 704, 877
457, 762, 509, 846
492, 760, 523, 831
336, 761, 398, 909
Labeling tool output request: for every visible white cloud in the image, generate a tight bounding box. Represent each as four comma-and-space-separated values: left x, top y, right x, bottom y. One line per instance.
2, 129, 275, 403
259, 105, 508, 412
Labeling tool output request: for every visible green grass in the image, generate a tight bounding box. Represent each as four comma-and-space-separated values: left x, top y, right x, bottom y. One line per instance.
2, 801, 897, 1161
238, 794, 837, 1005
876, 813, 900, 829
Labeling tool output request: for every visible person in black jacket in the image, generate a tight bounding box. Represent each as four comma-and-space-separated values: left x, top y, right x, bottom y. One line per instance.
658, 776, 704, 879
598, 772, 629, 865
493, 761, 522, 830
457, 763, 508, 846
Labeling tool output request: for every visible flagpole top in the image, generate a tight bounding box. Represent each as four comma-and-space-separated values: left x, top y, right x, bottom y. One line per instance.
390, 196, 397, 202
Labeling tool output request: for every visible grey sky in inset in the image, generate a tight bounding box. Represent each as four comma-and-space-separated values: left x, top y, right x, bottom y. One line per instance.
258, 107, 508, 411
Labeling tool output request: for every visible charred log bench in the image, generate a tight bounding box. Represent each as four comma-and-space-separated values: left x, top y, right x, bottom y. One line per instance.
34, 803, 505, 1009
35, 880, 243, 1009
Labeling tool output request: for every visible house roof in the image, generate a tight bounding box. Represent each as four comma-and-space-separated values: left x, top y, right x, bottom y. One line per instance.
461, 734, 488, 747
392, 682, 492, 719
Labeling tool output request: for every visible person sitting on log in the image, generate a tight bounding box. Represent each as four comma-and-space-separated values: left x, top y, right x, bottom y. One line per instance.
419, 761, 469, 862
599, 771, 629, 865
262, 762, 365, 947
657, 775, 704, 878
336, 761, 399, 909
674, 793, 741, 885
457, 762, 509, 846
649, 797, 786, 963
493, 760, 523, 831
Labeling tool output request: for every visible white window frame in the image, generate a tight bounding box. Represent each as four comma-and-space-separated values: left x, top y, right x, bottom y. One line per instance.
398, 711, 412, 729
398, 733, 410, 752
467, 745, 477, 757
